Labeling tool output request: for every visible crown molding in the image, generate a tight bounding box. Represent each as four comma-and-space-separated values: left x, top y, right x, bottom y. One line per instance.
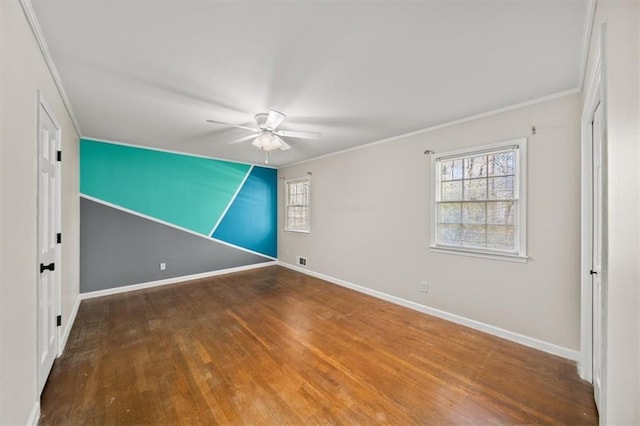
81, 136, 278, 169
281, 87, 580, 169
19, 0, 82, 136
578, 0, 597, 91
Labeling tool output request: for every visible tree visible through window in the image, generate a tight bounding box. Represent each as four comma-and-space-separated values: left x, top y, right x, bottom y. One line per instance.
285, 177, 310, 232
432, 139, 527, 258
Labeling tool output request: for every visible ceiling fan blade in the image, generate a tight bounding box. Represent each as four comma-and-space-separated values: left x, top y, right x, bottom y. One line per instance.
274, 135, 292, 151
227, 134, 257, 145
265, 110, 286, 130
206, 119, 258, 133
274, 130, 321, 140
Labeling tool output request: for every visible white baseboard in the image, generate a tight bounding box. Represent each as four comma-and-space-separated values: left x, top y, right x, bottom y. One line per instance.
59, 295, 80, 355
27, 400, 40, 426
277, 261, 580, 361
80, 261, 277, 300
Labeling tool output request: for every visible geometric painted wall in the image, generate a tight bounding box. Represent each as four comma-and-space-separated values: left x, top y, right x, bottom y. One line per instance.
212, 166, 277, 257
79, 138, 276, 292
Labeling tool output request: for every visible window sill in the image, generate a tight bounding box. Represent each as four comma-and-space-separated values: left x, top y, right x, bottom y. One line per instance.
284, 229, 310, 235
429, 246, 528, 263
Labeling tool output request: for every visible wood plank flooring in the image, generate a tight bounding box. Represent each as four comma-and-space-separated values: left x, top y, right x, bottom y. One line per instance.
40, 266, 597, 424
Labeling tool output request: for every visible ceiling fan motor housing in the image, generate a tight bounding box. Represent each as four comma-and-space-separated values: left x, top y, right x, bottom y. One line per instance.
255, 113, 268, 129
255, 110, 286, 131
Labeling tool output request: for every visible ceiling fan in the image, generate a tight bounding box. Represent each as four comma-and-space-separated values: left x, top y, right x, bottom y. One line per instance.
207, 110, 320, 162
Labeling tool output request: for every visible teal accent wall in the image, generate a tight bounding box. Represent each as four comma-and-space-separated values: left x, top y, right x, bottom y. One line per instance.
213, 167, 277, 257
80, 139, 277, 260
80, 139, 250, 235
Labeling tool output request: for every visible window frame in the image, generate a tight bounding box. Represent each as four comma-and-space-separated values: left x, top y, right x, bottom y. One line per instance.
284, 176, 311, 234
430, 138, 528, 262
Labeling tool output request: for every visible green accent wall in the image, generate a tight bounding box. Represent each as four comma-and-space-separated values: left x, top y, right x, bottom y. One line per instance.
80, 139, 250, 235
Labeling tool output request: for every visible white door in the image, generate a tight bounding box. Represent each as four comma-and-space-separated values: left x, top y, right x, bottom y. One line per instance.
591, 101, 605, 411
37, 95, 60, 393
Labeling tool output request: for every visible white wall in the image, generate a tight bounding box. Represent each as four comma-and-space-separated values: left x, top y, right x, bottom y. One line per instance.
585, 0, 640, 423
0, 1, 80, 424
279, 93, 582, 353
0, 3, 4, 421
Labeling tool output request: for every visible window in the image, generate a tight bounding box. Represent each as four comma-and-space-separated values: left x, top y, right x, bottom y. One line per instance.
285, 177, 310, 233
431, 139, 527, 261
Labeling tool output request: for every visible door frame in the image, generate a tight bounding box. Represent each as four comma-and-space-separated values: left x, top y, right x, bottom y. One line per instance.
36, 90, 62, 387
579, 24, 608, 414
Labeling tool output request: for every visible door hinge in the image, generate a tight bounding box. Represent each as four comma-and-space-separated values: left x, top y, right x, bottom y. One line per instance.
590, 270, 598, 275
57, 233, 62, 244
56, 315, 62, 327
40, 262, 55, 273
56, 150, 62, 162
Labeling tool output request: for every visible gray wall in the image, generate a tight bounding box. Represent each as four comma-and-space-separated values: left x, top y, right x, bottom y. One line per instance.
80, 198, 271, 293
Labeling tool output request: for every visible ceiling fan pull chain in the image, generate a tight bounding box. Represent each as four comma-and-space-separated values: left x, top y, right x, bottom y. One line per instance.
265, 151, 270, 164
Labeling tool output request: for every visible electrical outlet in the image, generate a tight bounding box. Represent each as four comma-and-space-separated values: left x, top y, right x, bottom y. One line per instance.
297, 256, 307, 267
421, 281, 428, 293
160, 262, 166, 271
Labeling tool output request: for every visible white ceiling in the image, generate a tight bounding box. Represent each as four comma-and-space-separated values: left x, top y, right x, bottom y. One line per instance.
32, 0, 590, 167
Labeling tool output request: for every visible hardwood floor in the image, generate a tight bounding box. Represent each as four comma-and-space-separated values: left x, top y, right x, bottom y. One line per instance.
40, 266, 597, 425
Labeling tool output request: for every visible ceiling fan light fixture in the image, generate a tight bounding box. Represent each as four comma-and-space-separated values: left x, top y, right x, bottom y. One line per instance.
252, 131, 281, 152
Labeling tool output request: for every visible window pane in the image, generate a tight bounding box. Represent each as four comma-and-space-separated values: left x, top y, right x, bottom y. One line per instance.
487, 201, 516, 226
287, 181, 309, 207
438, 224, 463, 245
463, 178, 487, 201
461, 225, 486, 248
464, 156, 487, 178
486, 225, 515, 251
462, 202, 486, 224
452, 159, 463, 180
438, 203, 461, 224
441, 181, 462, 201
441, 159, 463, 181
488, 152, 515, 177
441, 160, 453, 181
287, 206, 308, 229
488, 176, 515, 200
